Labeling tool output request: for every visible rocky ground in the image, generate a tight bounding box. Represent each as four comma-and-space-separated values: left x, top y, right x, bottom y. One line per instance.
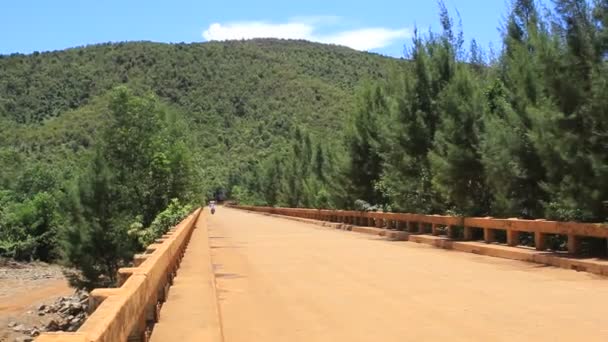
0, 259, 65, 297
0, 259, 88, 342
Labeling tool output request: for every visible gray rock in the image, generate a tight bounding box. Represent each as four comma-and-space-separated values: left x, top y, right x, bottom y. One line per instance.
69, 302, 83, 313
14, 337, 34, 342
59, 319, 70, 330
8, 321, 17, 328
12, 324, 26, 332
45, 319, 59, 332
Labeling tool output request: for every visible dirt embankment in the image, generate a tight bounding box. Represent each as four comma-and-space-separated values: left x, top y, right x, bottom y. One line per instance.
0, 259, 72, 342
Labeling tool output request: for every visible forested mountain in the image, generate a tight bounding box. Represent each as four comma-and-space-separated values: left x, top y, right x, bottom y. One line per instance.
0, 39, 399, 283
0, 39, 400, 193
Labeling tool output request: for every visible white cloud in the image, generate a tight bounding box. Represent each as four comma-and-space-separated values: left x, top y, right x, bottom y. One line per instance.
202, 22, 313, 41
201, 19, 410, 52
322, 28, 411, 51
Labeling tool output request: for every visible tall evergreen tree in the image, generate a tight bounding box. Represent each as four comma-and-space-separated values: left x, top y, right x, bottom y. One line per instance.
346, 84, 388, 206
423, 3, 488, 215
529, 0, 608, 220
477, 0, 548, 218
61, 151, 133, 289
381, 3, 460, 213
261, 155, 284, 206
313, 144, 326, 182
429, 64, 488, 215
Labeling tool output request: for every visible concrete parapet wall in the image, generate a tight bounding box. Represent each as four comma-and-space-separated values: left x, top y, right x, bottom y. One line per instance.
36, 208, 203, 342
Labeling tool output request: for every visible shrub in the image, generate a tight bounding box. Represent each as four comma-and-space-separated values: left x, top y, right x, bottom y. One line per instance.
129, 199, 193, 249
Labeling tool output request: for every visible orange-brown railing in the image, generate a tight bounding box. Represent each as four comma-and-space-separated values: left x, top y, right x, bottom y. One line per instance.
231, 205, 608, 255
35, 208, 203, 342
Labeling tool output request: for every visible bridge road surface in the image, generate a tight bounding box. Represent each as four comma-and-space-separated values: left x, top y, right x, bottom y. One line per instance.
151, 207, 608, 342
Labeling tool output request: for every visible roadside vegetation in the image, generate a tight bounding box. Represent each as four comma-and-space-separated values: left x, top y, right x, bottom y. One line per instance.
239, 0, 608, 225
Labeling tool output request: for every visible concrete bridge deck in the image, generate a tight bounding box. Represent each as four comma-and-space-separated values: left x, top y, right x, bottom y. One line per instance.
151, 207, 608, 342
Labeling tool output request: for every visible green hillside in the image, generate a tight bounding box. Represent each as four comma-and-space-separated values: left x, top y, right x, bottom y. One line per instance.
0, 39, 400, 190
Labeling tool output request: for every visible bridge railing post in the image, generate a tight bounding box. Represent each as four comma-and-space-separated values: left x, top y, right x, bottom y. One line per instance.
432, 224, 439, 236
507, 230, 519, 246
484, 228, 496, 243
535, 231, 547, 251
567, 234, 581, 255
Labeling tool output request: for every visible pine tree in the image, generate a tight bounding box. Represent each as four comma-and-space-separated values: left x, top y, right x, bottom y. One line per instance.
528, 0, 608, 220
429, 63, 488, 215
313, 144, 326, 182
476, 0, 549, 218
345, 84, 388, 207
60, 151, 134, 289
469, 39, 486, 73
381, 3, 460, 214
262, 155, 284, 207
480, 79, 545, 217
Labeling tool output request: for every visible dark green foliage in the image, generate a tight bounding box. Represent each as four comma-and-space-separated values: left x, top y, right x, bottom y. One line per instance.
480, 79, 546, 217
341, 0, 607, 222
232, 126, 342, 209
102, 86, 196, 226
345, 84, 388, 206
429, 65, 488, 216
0, 191, 60, 261
58, 88, 198, 288
379, 24, 456, 214
61, 151, 132, 289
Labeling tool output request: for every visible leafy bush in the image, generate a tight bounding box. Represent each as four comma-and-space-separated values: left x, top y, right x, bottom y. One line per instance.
0, 192, 60, 261
129, 199, 193, 249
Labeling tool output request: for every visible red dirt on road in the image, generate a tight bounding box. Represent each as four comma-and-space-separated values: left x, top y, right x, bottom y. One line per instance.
160, 207, 608, 341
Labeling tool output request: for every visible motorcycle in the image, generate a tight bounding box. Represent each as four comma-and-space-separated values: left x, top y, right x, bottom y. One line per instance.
211, 207, 216, 215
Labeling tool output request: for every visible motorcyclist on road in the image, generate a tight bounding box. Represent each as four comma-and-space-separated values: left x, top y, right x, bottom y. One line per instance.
209, 200, 216, 214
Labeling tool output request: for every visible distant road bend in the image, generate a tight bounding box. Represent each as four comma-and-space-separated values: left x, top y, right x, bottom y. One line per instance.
150, 207, 608, 342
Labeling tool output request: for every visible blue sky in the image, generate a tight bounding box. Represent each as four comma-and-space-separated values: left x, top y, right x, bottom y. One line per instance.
1, 0, 513, 57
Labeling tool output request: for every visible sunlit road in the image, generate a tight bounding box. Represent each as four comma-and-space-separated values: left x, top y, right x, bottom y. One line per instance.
159, 207, 608, 342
